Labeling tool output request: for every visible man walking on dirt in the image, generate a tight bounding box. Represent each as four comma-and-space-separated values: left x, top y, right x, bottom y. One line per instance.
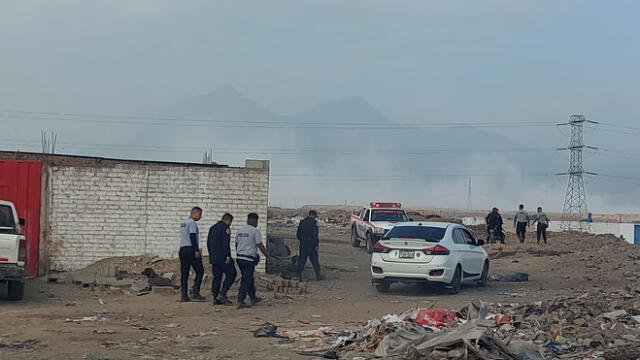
235, 213, 268, 309
513, 204, 530, 243
207, 213, 237, 305
178, 207, 206, 302
485, 208, 504, 243
532, 207, 550, 244
296, 210, 323, 281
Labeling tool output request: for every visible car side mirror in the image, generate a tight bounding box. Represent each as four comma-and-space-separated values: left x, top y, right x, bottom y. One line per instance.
409, 218, 414, 221
19, 218, 26, 226
477, 239, 484, 246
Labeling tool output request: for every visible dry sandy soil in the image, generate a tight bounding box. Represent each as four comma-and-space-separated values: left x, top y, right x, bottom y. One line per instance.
1, 209, 639, 359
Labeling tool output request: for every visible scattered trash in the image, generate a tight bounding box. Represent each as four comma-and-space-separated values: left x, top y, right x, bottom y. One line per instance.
98, 298, 106, 305
413, 308, 457, 328
496, 315, 511, 325
495, 272, 530, 282
601, 310, 627, 320
64, 314, 108, 323
0, 339, 39, 349
93, 329, 116, 334
254, 322, 280, 338
64, 301, 78, 307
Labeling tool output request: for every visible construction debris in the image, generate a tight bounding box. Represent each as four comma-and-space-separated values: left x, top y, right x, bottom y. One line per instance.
259, 287, 640, 359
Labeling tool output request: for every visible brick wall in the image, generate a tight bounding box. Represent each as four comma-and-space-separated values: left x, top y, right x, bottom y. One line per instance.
44, 161, 269, 272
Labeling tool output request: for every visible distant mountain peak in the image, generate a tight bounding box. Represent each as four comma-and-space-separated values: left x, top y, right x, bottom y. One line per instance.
165, 85, 275, 120
208, 84, 244, 97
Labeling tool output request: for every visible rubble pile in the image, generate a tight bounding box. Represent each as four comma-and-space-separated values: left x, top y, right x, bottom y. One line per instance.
271, 287, 640, 360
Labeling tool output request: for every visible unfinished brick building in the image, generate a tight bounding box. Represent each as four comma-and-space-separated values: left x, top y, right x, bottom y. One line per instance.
0, 152, 270, 276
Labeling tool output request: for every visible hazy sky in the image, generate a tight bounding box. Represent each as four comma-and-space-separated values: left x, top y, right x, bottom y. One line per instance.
1, 1, 639, 211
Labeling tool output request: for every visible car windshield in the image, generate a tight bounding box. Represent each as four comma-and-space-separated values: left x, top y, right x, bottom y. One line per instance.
371, 210, 408, 222
382, 226, 446, 242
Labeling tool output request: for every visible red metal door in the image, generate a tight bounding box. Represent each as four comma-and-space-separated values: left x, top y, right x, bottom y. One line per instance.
0, 161, 42, 276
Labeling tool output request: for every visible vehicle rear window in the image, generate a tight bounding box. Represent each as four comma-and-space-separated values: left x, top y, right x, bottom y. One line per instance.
0, 205, 15, 229
371, 210, 408, 222
382, 226, 446, 242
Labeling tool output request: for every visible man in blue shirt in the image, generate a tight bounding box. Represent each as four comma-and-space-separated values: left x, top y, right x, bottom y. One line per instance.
179, 207, 205, 302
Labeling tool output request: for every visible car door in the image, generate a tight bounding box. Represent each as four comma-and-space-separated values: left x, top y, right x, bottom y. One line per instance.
451, 228, 469, 273
357, 209, 368, 238
460, 229, 484, 276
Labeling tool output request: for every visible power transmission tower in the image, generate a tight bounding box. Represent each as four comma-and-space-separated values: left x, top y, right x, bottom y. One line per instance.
557, 115, 597, 231
466, 178, 472, 210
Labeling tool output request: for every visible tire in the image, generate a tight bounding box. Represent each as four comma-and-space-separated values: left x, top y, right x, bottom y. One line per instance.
366, 233, 374, 254
478, 261, 489, 287
375, 281, 390, 293
351, 228, 360, 248
7, 280, 24, 301
447, 266, 462, 295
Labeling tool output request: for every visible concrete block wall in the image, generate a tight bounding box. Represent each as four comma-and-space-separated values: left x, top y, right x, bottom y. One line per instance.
45, 162, 269, 272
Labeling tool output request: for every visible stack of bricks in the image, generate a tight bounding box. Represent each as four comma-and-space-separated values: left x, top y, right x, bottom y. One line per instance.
259, 276, 307, 297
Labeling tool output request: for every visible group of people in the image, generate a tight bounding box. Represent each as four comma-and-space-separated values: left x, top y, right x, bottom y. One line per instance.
178, 208, 323, 308
178, 207, 267, 308
485, 205, 550, 244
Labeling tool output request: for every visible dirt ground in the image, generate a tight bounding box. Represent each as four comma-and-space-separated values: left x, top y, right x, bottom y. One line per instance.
1, 209, 639, 359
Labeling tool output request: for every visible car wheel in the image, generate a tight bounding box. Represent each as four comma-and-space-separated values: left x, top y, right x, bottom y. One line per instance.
351, 228, 360, 248
366, 233, 374, 254
447, 266, 462, 295
478, 261, 489, 287
375, 281, 390, 293
7, 280, 24, 301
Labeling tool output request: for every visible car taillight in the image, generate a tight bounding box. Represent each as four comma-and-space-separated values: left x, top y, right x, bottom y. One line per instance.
18, 239, 27, 263
372, 242, 391, 253
423, 245, 450, 255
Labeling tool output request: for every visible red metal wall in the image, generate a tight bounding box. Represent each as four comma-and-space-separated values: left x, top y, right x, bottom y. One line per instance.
0, 161, 42, 276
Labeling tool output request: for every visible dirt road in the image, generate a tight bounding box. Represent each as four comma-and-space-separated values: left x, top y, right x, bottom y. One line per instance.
1, 219, 638, 359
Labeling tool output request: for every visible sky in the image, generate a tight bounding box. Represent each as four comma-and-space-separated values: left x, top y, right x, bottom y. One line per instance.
1, 1, 639, 212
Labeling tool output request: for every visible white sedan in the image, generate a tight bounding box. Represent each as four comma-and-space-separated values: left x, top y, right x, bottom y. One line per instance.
370, 222, 489, 294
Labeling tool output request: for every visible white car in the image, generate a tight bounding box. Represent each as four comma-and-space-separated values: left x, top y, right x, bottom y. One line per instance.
370, 222, 489, 294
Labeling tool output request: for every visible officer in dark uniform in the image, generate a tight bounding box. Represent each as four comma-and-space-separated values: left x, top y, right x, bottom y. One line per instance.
207, 213, 237, 305
296, 210, 323, 281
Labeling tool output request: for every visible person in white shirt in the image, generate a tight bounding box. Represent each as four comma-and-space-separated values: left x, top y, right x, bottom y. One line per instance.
513, 204, 530, 243
531, 207, 550, 244
178, 207, 205, 302
235, 213, 268, 309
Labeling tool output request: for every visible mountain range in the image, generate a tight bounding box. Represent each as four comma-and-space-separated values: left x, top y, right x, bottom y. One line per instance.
130, 86, 636, 210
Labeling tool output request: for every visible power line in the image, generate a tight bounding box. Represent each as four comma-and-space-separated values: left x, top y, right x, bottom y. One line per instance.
272, 173, 557, 182
585, 125, 640, 136
271, 172, 554, 178
0, 138, 555, 156
0, 109, 558, 130
597, 122, 640, 131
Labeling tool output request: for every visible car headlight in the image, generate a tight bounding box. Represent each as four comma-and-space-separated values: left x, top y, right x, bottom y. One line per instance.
374, 227, 386, 234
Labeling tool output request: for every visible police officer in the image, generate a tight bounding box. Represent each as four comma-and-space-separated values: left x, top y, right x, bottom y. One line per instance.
178, 207, 205, 302
296, 210, 323, 281
207, 213, 237, 305
235, 213, 268, 309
